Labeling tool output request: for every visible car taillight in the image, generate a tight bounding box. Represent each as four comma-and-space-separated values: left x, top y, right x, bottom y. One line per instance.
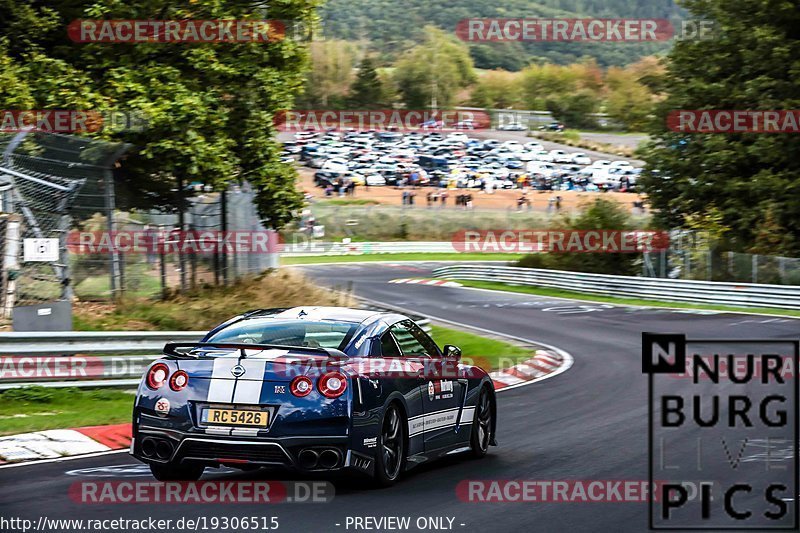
318, 371, 347, 399
290, 376, 313, 397
147, 363, 170, 390
169, 370, 188, 391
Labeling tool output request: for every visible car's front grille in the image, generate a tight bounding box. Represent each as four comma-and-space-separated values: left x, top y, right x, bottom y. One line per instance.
178, 440, 290, 465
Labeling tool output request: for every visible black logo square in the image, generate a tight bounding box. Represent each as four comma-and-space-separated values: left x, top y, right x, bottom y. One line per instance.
642, 333, 686, 374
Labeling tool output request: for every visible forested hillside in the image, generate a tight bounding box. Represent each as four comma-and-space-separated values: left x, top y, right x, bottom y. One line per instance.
319, 0, 684, 68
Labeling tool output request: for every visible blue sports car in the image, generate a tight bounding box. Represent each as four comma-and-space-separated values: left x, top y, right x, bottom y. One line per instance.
131, 307, 497, 486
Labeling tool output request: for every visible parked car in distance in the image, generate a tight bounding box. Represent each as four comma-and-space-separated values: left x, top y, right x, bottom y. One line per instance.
570, 153, 591, 165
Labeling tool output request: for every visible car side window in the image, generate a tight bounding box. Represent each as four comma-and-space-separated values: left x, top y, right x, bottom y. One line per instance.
406, 322, 442, 357
380, 331, 402, 358
389, 321, 433, 358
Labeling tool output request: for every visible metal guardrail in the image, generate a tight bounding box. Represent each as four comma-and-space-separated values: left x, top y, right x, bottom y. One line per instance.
432, 264, 800, 311
0, 331, 206, 355
0, 319, 431, 389
281, 241, 457, 256
0, 331, 206, 390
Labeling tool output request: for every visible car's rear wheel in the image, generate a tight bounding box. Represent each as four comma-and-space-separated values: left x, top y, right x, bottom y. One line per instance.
373, 403, 405, 487
149, 463, 205, 481
470, 387, 493, 458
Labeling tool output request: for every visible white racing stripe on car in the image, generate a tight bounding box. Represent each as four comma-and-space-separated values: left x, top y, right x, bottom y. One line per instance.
207, 375, 236, 403
207, 358, 267, 403
232, 378, 264, 405
407, 407, 474, 438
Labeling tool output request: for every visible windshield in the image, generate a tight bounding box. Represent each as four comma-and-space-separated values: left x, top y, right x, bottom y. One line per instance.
206, 319, 357, 351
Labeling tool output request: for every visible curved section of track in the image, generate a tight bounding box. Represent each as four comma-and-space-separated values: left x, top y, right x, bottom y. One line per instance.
1, 261, 796, 532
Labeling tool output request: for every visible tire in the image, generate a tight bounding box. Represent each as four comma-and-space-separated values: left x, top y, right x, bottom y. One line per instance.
469, 387, 494, 458
149, 462, 205, 481
373, 403, 406, 487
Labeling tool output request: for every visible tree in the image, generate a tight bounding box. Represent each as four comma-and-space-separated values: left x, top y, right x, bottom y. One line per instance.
469, 70, 524, 109
640, 0, 800, 250
299, 39, 359, 109
347, 56, 385, 108
546, 90, 600, 129
517, 198, 639, 275
605, 67, 655, 131
0, 0, 317, 229
392, 26, 475, 109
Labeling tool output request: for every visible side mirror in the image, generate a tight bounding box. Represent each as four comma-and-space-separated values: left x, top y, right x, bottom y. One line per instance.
443, 344, 462, 361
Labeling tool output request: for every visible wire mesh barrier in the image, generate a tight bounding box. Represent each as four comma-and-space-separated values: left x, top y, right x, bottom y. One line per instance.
0, 132, 278, 330
643, 232, 800, 285
0, 132, 126, 318
108, 183, 278, 300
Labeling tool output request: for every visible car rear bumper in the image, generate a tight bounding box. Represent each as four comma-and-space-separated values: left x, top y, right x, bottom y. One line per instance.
132, 426, 365, 473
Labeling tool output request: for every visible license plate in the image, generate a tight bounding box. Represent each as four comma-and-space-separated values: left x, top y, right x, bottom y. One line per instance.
202, 408, 269, 427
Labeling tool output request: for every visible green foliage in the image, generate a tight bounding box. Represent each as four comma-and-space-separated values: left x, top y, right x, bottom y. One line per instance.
319, 0, 681, 68
347, 57, 387, 108
0, 0, 316, 229
2, 386, 55, 403
546, 90, 600, 129
393, 26, 476, 109
297, 39, 359, 108
516, 198, 639, 275
641, 0, 800, 251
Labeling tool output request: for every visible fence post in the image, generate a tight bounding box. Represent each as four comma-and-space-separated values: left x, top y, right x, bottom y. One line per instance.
104, 167, 121, 301
220, 187, 228, 285
159, 235, 167, 299
752, 254, 758, 284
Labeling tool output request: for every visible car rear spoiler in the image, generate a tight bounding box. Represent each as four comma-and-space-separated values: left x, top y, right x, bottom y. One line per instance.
162, 342, 348, 360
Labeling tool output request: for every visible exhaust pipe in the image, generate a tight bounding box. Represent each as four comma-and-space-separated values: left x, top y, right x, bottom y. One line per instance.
297, 449, 319, 469
155, 440, 174, 460
141, 438, 157, 458
318, 449, 340, 469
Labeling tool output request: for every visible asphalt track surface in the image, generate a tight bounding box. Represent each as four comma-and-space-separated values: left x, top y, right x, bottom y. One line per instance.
1, 261, 798, 532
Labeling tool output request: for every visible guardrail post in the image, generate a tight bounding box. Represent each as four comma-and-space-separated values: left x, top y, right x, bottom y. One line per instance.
752, 254, 758, 284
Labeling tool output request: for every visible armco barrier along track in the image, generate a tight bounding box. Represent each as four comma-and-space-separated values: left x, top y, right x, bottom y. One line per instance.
432, 264, 800, 310
0, 321, 430, 389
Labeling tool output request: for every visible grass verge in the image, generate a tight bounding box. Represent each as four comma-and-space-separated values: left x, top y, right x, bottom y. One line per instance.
531, 131, 637, 158
74, 269, 351, 331
428, 325, 533, 371
1, 325, 531, 435
0, 387, 134, 436
281, 253, 523, 265
452, 279, 800, 318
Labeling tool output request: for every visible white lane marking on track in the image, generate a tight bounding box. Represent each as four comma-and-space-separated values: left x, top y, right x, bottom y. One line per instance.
0, 449, 128, 469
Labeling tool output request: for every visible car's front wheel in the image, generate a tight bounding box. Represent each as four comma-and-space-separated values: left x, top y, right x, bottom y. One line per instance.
149, 463, 205, 481
373, 403, 406, 487
470, 387, 494, 458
